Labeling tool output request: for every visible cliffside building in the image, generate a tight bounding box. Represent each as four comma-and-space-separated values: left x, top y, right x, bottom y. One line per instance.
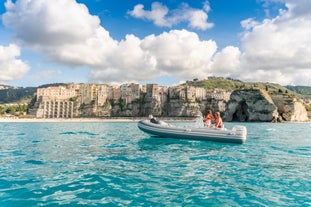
36, 100, 74, 118
120, 83, 141, 104
34, 86, 77, 118
79, 84, 97, 105
36, 86, 76, 101
97, 84, 110, 106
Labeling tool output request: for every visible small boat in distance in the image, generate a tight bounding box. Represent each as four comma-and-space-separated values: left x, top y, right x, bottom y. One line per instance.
137, 120, 247, 144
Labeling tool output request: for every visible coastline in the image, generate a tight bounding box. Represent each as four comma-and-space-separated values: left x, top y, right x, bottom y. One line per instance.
1, 117, 309, 123
0, 117, 196, 123
0, 117, 139, 123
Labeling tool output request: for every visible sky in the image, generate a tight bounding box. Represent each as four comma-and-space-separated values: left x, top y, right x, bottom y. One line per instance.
0, 0, 310, 87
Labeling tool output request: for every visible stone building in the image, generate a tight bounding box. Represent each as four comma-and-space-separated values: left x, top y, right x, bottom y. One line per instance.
36, 99, 74, 118
34, 85, 77, 118
79, 84, 97, 105
206, 89, 231, 101
109, 86, 122, 102
36, 86, 76, 101
97, 84, 110, 106
120, 83, 141, 104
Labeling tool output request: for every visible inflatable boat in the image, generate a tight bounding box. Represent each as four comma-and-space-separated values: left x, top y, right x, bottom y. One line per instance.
137, 120, 247, 144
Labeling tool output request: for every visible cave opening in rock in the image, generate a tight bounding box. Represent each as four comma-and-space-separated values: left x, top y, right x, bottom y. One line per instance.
232, 101, 249, 121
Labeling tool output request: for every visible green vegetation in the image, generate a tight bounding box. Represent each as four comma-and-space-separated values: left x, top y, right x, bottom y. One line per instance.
184, 77, 245, 91
0, 104, 28, 115
69, 96, 78, 102
285, 86, 311, 98
109, 99, 115, 107
38, 83, 68, 88
305, 104, 311, 111
119, 99, 126, 111
195, 98, 202, 103
0, 87, 37, 103
184, 77, 298, 96
182, 98, 191, 104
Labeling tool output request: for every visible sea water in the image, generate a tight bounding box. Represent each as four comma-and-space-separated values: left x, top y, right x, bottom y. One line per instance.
0, 121, 310, 207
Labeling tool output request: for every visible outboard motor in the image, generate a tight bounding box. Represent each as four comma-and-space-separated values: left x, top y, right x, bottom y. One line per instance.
232, 126, 247, 137
195, 116, 204, 128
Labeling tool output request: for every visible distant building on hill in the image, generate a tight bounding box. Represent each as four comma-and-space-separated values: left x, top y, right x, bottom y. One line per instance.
34, 85, 77, 118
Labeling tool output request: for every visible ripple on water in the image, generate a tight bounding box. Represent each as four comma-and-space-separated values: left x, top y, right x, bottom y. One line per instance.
0, 122, 310, 206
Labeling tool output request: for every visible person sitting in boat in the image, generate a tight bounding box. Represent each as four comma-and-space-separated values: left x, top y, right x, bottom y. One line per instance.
212, 112, 223, 128
149, 114, 160, 124
204, 110, 214, 127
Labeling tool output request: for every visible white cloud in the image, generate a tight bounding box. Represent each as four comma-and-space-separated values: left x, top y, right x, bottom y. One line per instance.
210, 46, 241, 77
3, 0, 118, 67
238, 0, 311, 85
2, 0, 311, 86
91, 30, 217, 83
0, 44, 29, 83
2, 0, 217, 84
128, 2, 214, 30
128, 2, 170, 27
240, 18, 260, 30
90, 34, 158, 82
141, 30, 217, 79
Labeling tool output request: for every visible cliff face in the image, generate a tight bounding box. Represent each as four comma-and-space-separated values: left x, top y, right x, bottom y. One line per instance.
222, 89, 309, 122
270, 94, 309, 122
166, 100, 201, 117
141, 98, 228, 117
75, 89, 309, 122
223, 89, 279, 122
30, 83, 309, 122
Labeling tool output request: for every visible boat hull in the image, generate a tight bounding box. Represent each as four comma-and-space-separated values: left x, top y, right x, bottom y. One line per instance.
137, 120, 247, 144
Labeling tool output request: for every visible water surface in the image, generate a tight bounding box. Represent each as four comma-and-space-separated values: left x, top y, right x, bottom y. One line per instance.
0, 122, 310, 206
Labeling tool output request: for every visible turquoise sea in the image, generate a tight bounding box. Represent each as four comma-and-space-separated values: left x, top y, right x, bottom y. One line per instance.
0, 121, 310, 207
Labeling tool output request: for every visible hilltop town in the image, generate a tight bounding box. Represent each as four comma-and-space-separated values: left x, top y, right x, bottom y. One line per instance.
28, 82, 230, 118
0, 77, 310, 122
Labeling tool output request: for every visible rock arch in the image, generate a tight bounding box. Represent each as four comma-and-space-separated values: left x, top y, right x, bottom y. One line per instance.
223, 89, 278, 122
232, 100, 249, 122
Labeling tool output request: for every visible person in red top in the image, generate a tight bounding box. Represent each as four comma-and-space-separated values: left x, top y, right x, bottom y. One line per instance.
212, 112, 223, 128
204, 110, 214, 127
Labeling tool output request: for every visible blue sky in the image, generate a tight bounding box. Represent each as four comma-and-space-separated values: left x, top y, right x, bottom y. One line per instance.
0, 0, 310, 87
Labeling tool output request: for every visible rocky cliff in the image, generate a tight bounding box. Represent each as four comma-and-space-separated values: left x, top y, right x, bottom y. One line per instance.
223, 89, 279, 122
74, 88, 308, 122
29, 80, 309, 122
223, 89, 309, 122
270, 94, 309, 122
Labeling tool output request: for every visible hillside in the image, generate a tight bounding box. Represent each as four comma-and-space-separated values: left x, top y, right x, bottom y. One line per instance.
0, 83, 69, 104
1, 79, 310, 104
38, 83, 69, 88
0, 87, 37, 104
184, 77, 295, 95
285, 86, 311, 99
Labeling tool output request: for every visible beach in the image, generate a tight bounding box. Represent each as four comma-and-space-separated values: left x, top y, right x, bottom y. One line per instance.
0, 117, 140, 123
